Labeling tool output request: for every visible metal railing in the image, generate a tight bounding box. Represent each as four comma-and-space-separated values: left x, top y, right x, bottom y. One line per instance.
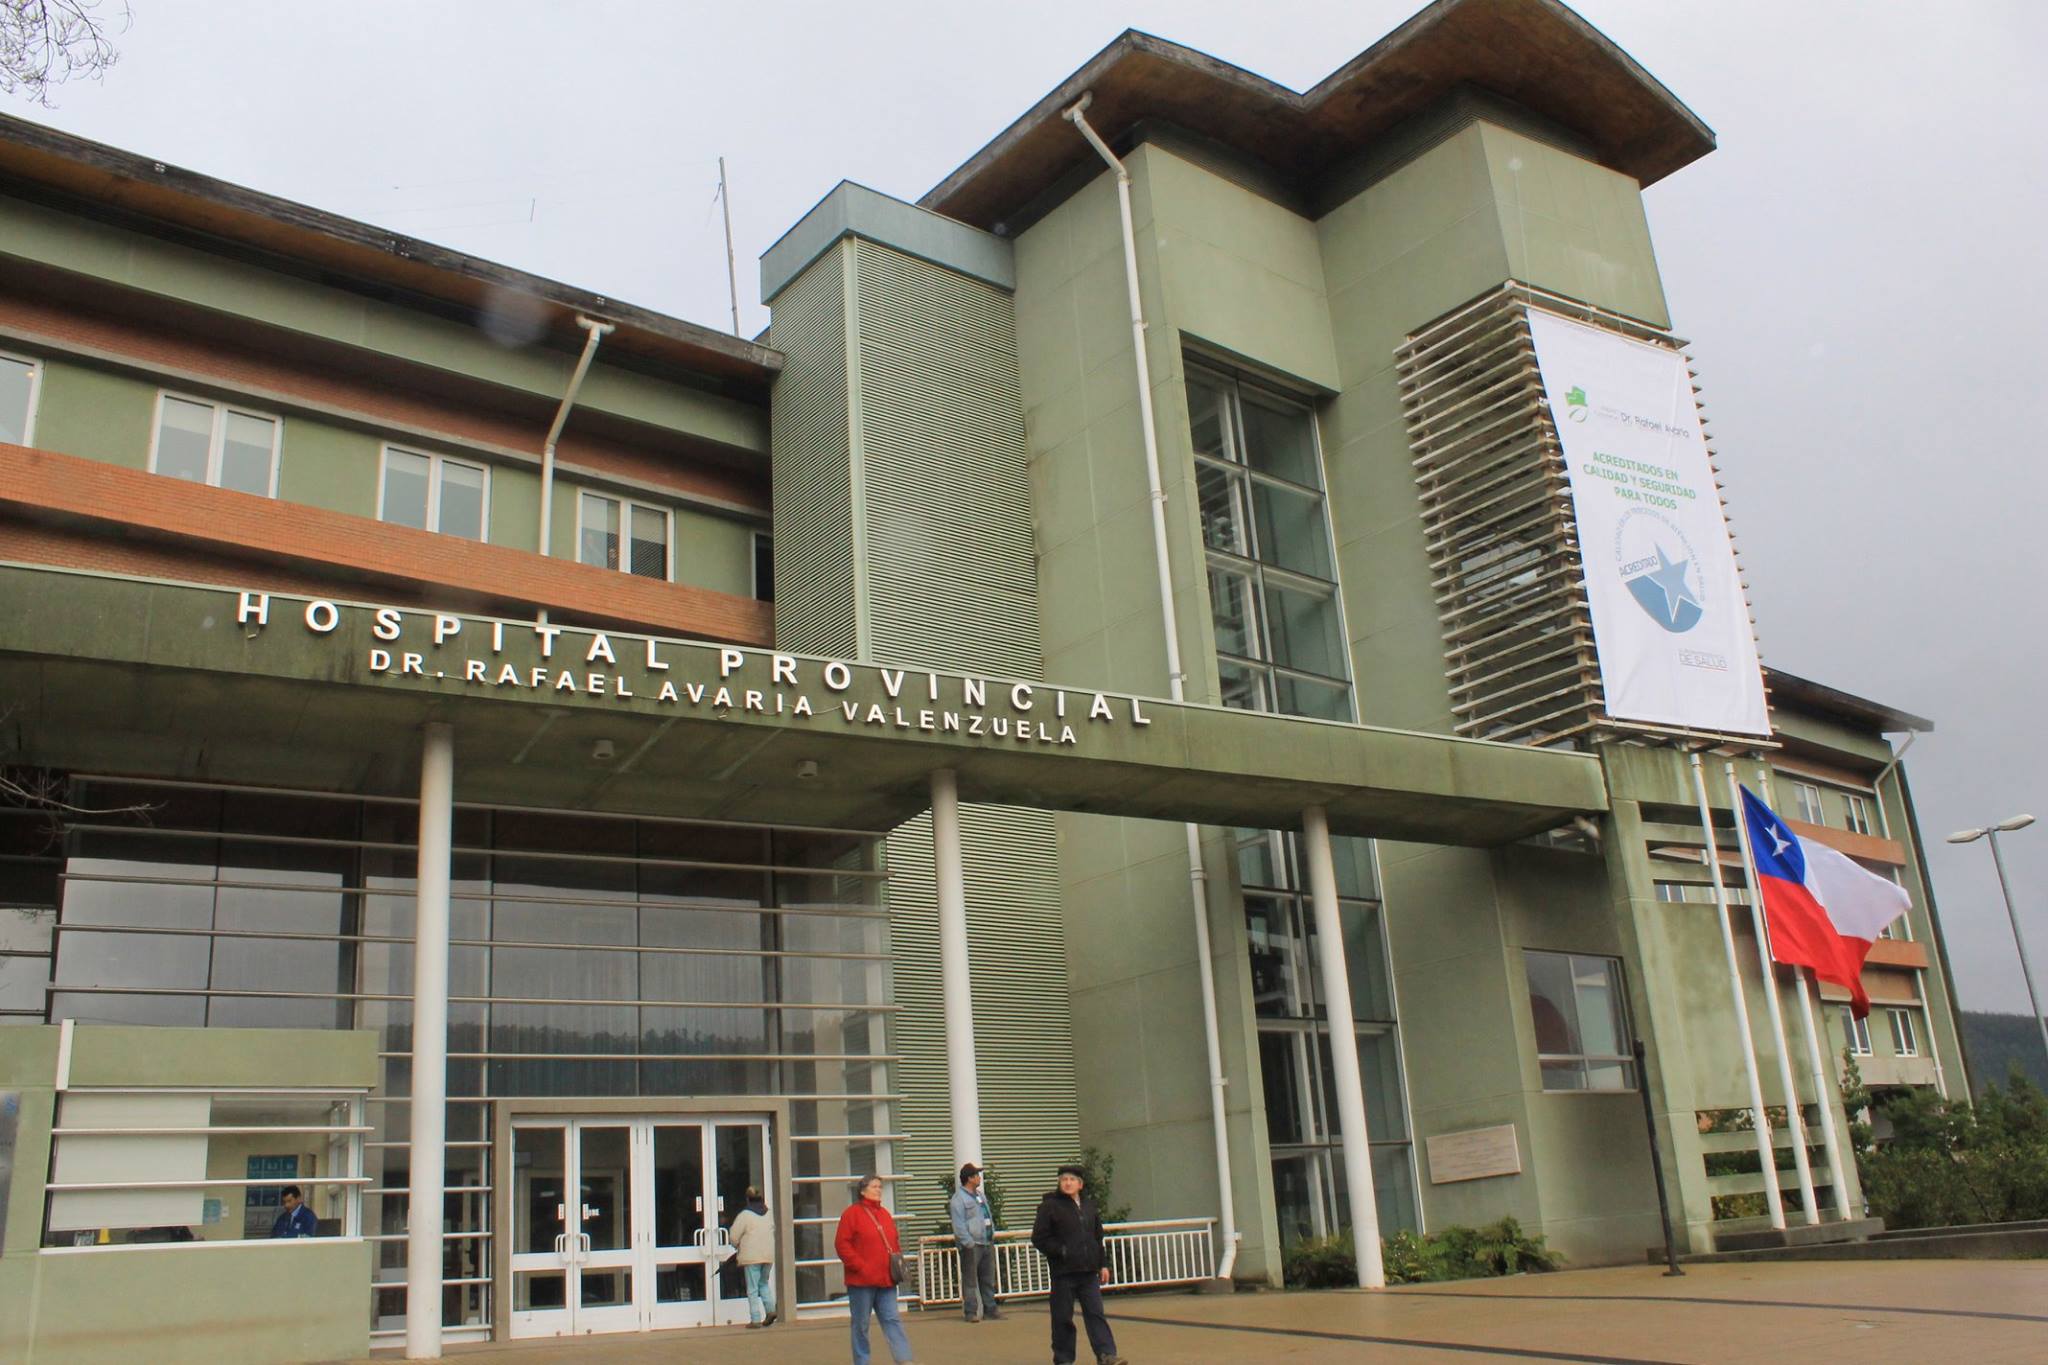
914, 1218, 1216, 1307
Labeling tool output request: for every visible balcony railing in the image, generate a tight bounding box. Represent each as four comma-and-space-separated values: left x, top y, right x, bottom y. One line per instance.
913, 1218, 1217, 1307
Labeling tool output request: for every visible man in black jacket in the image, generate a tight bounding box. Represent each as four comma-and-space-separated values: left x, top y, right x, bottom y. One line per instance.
1030, 1164, 1128, 1365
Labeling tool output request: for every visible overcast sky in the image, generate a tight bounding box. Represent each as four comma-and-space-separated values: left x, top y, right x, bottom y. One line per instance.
14, 2, 2047, 1018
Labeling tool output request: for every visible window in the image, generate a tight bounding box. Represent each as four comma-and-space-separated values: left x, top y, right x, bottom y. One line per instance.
1842, 1007, 1872, 1056
1844, 793, 1873, 836
1791, 781, 1825, 825
1888, 1008, 1919, 1057
1525, 951, 1637, 1091
1, 350, 40, 445
1877, 877, 1912, 940
1236, 827, 1415, 1246
577, 491, 670, 579
150, 393, 279, 496
1187, 367, 1353, 722
378, 447, 488, 541
42, 1088, 364, 1247
752, 531, 774, 602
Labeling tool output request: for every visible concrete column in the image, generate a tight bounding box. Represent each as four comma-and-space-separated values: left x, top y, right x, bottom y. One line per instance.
407, 722, 454, 1358
931, 768, 982, 1165
1302, 804, 1384, 1288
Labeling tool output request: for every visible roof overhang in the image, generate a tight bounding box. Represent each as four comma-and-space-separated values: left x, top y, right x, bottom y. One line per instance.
921, 0, 1714, 231
1764, 667, 1934, 735
0, 565, 1609, 845
0, 112, 781, 396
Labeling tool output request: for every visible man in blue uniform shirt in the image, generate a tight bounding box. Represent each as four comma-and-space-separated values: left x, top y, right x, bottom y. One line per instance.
270, 1184, 319, 1238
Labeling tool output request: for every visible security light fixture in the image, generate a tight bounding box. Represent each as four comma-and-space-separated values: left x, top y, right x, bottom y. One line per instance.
591, 738, 616, 762
1949, 814, 2035, 843
1945, 812, 2046, 1068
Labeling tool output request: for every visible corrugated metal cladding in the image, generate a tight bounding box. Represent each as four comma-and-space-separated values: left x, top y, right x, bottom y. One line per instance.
767, 244, 860, 660
850, 238, 1039, 676
887, 807, 1079, 1233
842, 239, 1080, 1231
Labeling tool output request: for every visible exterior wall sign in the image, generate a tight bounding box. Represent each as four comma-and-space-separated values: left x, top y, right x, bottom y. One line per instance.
1425, 1123, 1522, 1185
228, 591, 1153, 748
1526, 309, 1769, 737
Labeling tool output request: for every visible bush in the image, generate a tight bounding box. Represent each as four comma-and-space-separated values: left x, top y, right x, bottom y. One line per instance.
1285, 1232, 1363, 1288
1844, 1056, 2048, 1229
1069, 1145, 1132, 1224
1283, 1217, 1558, 1288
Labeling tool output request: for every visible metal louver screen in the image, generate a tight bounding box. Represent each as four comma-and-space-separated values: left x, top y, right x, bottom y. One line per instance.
1398, 282, 1763, 747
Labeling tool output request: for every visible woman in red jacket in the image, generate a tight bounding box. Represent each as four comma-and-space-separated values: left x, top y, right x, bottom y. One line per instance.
834, 1174, 916, 1365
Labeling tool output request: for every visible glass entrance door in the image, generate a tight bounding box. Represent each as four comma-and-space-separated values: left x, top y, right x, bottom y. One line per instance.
508, 1114, 773, 1338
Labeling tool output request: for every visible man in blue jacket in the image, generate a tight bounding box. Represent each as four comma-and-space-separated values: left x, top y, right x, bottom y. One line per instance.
949, 1163, 1003, 1322
270, 1185, 319, 1238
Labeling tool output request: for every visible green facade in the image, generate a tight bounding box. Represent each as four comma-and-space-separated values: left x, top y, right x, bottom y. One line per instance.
991, 108, 1944, 1270
767, 222, 1082, 1232
0, 193, 769, 593
0, 8, 1967, 1346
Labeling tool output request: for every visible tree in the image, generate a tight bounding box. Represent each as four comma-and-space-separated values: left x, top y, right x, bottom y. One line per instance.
2, 1, 128, 107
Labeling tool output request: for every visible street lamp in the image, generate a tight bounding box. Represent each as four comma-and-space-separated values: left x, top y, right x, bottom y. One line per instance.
1947, 815, 2047, 1067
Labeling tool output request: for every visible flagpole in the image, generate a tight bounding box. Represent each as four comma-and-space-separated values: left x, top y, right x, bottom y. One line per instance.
1689, 752, 1786, 1230
1792, 969, 1853, 1219
1724, 760, 1821, 1226
1757, 772, 1855, 1221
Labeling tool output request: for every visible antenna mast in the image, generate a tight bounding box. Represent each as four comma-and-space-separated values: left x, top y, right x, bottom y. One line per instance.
718, 156, 741, 336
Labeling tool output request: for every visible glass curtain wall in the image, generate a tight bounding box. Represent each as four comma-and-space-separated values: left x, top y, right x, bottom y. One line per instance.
1188, 364, 1418, 1248
45, 777, 892, 1338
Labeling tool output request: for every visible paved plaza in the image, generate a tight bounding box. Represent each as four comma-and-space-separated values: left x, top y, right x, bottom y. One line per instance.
372, 1260, 2048, 1364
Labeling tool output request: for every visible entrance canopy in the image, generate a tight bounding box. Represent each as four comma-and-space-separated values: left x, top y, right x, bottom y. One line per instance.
0, 565, 1606, 842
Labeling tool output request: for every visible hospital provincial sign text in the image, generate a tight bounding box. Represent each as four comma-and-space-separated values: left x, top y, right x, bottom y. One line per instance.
229, 590, 1152, 747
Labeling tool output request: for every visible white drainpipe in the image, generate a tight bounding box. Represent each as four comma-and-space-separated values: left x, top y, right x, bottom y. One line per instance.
536, 315, 615, 556
1063, 92, 1240, 1282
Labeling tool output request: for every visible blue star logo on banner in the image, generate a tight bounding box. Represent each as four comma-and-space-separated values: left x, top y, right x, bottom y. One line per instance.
1624, 543, 1705, 632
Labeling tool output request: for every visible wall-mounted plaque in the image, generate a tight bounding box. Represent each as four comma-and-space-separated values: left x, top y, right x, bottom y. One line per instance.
1426, 1124, 1522, 1184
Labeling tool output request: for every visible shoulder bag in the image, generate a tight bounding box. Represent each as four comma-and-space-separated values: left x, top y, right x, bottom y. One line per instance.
862, 1205, 907, 1286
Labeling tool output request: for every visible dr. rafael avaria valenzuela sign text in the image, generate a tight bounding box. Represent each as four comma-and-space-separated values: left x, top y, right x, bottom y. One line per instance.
229, 590, 1152, 746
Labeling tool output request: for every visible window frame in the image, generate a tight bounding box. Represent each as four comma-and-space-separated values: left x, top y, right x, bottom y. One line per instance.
576, 489, 674, 581
147, 390, 283, 498
1188, 364, 1357, 721
375, 444, 492, 542
1791, 781, 1825, 825
1524, 949, 1639, 1092
1842, 1007, 1873, 1056
1843, 793, 1873, 836
41, 1086, 367, 1249
1888, 1007, 1919, 1057
0, 347, 43, 446
751, 529, 774, 602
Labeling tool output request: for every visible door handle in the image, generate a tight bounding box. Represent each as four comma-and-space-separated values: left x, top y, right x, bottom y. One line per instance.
554, 1232, 569, 1260
576, 1233, 592, 1261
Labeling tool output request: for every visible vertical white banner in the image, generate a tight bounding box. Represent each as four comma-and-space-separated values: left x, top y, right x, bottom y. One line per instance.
1527, 309, 1768, 736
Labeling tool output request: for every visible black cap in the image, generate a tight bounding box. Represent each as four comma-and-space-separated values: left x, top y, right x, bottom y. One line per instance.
959, 1163, 983, 1183
1057, 1164, 1087, 1181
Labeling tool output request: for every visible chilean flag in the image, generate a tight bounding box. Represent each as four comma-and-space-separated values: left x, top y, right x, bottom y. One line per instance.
1739, 785, 1910, 1018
